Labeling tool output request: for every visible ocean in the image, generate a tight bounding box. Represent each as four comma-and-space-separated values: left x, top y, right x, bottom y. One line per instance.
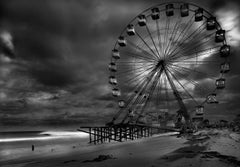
0, 131, 89, 161
0, 130, 180, 162
0, 131, 89, 142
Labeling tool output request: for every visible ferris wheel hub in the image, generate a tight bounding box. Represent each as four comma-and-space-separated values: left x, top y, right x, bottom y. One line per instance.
156, 60, 166, 68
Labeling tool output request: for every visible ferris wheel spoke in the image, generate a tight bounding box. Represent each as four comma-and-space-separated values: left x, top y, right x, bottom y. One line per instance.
151, 70, 163, 94
165, 67, 199, 105
164, 25, 179, 58
168, 21, 207, 59
166, 14, 195, 57
135, 92, 153, 123
117, 60, 156, 66
169, 45, 220, 62
136, 77, 157, 112
127, 40, 157, 61
135, 100, 150, 123
170, 39, 217, 62
170, 48, 218, 63
170, 69, 213, 93
170, 32, 216, 60
148, 72, 163, 108
170, 64, 218, 80
120, 69, 154, 108
175, 20, 207, 51
134, 69, 163, 120
170, 46, 220, 62
163, 68, 189, 119
169, 25, 207, 60
131, 99, 146, 123
164, 14, 182, 58
135, 32, 159, 60
167, 69, 212, 100
111, 74, 150, 123
145, 24, 161, 58
167, 65, 212, 97
116, 64, 154, 77
163, 17, 171, 59
163, 73, 171, 111
121, 73, 150, 88
177, 28, 210, 59
116, 67, 152, 80
155, 75, 162, 107
117, 61, 155, 65
116, 73, 148, 83
117, 62, 156, 69
165, 20, 185, 57
129, 68, 159, 96
122, 70, 161, 123
164, 25, 181, 59
118, 66, 156, 86
171, 61, 219, 65
117, 63, 155, 78
130, 73, 153, 95
180, 30, 216, 52
117, 63, 153, 73
156, 19, 164, 57
120, 50, 156, 62
157, 74, 168, 108
138, 69, 162, 102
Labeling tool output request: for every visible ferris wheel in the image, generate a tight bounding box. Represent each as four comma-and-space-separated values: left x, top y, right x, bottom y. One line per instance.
108, 2, 230, 126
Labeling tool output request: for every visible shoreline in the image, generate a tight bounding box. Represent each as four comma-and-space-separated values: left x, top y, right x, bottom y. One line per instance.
1, 129, 240, 167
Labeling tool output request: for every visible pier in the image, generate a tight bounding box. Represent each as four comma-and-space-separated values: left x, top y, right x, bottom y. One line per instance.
78, 124, 178, 144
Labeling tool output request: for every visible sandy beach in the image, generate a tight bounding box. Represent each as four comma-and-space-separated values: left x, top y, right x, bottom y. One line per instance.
1, 129, 240, 167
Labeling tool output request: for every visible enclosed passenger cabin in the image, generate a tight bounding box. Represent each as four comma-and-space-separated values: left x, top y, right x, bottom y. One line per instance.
138, 15, 146, 26
109, 62, 117, 72
216, 78, 225, 89
112, 49, 120, 59
220, 45, 230, 57
143, 94, 148, 99
220, 62, 230, 73
207, 93, 218, 104
118, 100, 125, 108
109, 76, 117, 85
207, 17, 216, 30
127, 24, 135, 36
166, 4, 174, 16
112, 88, 121, 97
215, 30, 225, 42
195, 8, 203, 22
180, 3, 189, 17
118, 36, 126, 47
151, 7, 160, 20
195, 106, 204, 116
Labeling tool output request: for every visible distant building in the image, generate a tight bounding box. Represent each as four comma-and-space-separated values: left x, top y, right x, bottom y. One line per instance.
220, 120, 228, 127
192, 117, 204, 128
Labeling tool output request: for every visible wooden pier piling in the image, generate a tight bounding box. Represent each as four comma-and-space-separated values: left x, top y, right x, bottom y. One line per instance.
78, 124, 178, 145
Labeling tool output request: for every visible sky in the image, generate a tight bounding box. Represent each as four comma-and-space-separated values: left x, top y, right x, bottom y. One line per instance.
0, 0, 240, 131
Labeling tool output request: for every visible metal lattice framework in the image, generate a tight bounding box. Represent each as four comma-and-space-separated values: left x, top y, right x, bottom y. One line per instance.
108, 2, 230, 126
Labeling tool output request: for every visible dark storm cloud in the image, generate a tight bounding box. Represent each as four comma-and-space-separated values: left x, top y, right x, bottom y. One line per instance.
209, 0, 240, 9
0, 0, 240, 129
2, 0, 132, 88
1, 0, 79, 87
